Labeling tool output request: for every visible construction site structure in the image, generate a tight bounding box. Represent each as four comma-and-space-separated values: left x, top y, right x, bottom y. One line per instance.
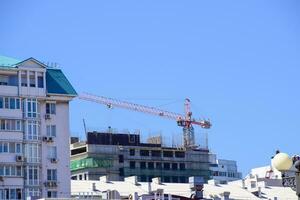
70, 131, 214, 183
79, 93, 211, 149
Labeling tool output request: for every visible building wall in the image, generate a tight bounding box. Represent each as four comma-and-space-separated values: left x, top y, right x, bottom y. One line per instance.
0, 59, 75, 199
70, 140, 212, 183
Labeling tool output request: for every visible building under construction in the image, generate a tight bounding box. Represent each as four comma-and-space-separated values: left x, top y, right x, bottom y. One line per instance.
70, 131, 214, 183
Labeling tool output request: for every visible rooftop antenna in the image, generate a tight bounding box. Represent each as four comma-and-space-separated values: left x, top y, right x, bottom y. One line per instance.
83, 119, 87, 139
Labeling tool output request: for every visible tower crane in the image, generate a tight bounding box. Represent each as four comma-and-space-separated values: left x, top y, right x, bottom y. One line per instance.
79, 93, 211, 149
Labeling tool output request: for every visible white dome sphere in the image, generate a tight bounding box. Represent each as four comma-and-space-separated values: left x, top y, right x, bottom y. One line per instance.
272, 153, 293, 171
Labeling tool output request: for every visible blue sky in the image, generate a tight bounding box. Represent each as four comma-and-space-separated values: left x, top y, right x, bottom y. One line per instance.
1, 0, 300, 175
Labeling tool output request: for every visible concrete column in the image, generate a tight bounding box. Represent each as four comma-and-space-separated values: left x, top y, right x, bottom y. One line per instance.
43, 72, 46, 89
26, 70, 29, 88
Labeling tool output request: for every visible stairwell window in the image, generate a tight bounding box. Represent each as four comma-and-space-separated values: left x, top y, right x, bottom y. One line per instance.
46, 103, 56, 115
47, 169, 57, 181
26, 99, 38, 118
46, 125, 56, 137
27, 121, 39, 140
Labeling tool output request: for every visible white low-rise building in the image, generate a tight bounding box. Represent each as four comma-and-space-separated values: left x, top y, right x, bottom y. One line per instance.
0, 55, 77, 199
210, 157, 242, 184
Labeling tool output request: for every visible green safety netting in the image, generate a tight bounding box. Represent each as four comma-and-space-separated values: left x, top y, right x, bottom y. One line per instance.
70, 157, 113, 171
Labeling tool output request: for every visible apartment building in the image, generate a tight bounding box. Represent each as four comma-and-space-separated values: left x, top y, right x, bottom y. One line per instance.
70, 131, 213, 183
0, 55, 76, 199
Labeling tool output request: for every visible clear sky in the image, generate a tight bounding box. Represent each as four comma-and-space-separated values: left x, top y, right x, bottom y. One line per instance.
1, 0, 300, 175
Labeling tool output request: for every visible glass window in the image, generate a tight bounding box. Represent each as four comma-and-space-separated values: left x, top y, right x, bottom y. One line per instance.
48, 146, 57, 159
0, 97, 3, 108
37, 72, 44, 88
3, 143, 8, 152
16, 143, 22, 153
29, 71, 35, 87
47, 125, 56, 137
16, 166, 22, 176
47, 169, 57, 181
46, 103, 56, 114
4, 98, 9, 109
16, 98, 20, 109
21, 71, 27, 87
9, 98, 15, 109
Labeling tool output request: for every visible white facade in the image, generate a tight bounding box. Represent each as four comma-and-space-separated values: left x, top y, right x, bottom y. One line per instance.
0, 56, 76, 199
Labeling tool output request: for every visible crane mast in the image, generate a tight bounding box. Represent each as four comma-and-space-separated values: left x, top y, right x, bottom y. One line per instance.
79, 93, 211, 148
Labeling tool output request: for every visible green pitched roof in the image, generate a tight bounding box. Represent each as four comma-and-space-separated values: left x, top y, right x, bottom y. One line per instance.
46, 69, 77, 96
0, 55, 20, 67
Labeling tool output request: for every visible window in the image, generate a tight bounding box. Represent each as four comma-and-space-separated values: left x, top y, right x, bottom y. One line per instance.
27, 121, 39, 140
130, 161, 135, 169
163, 151, 173, 157
172, 176, 178, 183
0, 97, 18, 109
0, 142, 15, 153
156, 162, 162, 169
148, 162, 154, 169
164, 176, 170, 183
37, 72, 44, 88
27, 188, 40, 198
47, 169, 57, 181
175, 151, 185, 158
118, 155, 124, 163
48, 146, 57, 159
46, 103, 56, 114
0, 165, 23, 176
179, 163, 185, 170
46, 125, 56, 137
26, 166, 39, 185
163, 163, 170, 170
25, 144, 39, 163
47, 191, 57, 198
0, 75, 8, 85
16, 143, 22, 153
0, 119, 22, 131
140, 150, 149, 157
151, 150, 161, 157
172, 163, 178, 170
129, 149, 135, 156
21, 71, 27, 87
26, 99, 38, 118
0, 188, 22, 200
119, 168, 124, 176
29, 71, 35, 87
140, 162, 146, 169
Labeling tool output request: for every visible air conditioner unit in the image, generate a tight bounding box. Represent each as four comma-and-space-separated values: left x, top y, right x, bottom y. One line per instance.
50, 158, 58, 163
42, 136, 48, 142
45, 114, 51, 120
48, 137, 53, 142
43, 136, 54, 143
16, 155, 24, 162
45, 181, 58, 187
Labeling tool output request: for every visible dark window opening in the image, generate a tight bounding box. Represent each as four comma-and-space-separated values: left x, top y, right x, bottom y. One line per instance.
140, 150, 149, 157
163, 163, 170, 170
130, 161, 136, 169
148, 162, 154, 169
172, 163, 178, 170
163, 151, 173, 157
140, 162, 146, 169
175, 151, 185, 158
156, 162, 162, 169
151, 150, 161, 157
179, 163, 185, 170
119, 168, 124, 176
119, 155, 124, 163
129, 149, 135, 156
